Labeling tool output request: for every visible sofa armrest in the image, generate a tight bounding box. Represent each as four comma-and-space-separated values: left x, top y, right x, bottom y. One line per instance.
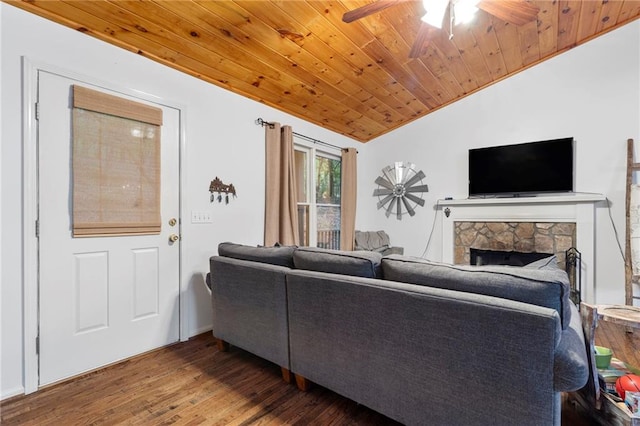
210, 256, 290, 369
553, 302, 589, 391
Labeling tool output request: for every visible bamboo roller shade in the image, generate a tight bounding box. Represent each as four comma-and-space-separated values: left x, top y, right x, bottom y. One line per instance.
72, 85, 163, 237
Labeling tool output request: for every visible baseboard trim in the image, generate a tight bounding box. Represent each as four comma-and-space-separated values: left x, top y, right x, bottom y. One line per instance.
1, 386, 25, 401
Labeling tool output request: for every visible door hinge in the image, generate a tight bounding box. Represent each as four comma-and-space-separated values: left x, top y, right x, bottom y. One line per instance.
35, 102, 40, 121
35, 220, 40, 238
36, 336, 40, 355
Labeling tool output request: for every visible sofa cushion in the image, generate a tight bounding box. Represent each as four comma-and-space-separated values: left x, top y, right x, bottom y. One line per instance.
381, 255, 572, 329
218, 242, 295, 268
293, 247, 383, 278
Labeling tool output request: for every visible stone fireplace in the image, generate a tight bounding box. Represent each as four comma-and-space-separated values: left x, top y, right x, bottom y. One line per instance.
439, 194, 606, 303
454, 221, 576, 266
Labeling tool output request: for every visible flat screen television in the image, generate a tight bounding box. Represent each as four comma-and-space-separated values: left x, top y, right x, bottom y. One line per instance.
468, 137, 574, 197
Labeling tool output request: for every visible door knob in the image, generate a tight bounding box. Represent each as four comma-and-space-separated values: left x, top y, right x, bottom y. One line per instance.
169, 234, 180, 242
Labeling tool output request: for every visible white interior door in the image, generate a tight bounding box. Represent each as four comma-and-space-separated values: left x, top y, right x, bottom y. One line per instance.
37, 70, 181, 386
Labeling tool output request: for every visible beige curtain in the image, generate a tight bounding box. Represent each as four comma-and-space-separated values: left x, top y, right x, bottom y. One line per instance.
72, 85, 163, 237
264, 123, 300, 246
340, 148, 357, 250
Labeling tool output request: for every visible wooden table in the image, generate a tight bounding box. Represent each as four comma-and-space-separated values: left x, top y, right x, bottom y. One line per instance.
590, 304, 640, 329
571, 303, 640, 425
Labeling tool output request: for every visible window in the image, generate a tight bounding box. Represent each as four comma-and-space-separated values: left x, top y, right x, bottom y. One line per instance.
294, 142, 341, 249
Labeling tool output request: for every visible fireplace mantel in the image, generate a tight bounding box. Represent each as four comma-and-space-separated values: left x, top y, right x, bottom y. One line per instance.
438, 193, 606, 303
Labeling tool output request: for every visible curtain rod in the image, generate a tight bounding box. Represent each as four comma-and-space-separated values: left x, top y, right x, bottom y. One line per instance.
255, 117, 346, 152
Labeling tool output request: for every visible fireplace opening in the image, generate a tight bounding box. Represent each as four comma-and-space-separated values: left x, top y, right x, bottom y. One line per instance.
470, 248, 552, 267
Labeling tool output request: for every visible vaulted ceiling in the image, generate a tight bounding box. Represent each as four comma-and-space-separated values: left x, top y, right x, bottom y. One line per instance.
6, 0, 640, 142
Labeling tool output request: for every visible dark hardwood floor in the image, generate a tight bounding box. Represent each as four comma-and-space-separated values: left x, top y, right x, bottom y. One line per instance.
2, 320, 638, 425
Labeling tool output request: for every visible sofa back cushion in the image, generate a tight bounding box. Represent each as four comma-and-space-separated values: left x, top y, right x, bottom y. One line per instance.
381, 255, 572, 329
293, 247, 383, 278
218, 242, 295, 268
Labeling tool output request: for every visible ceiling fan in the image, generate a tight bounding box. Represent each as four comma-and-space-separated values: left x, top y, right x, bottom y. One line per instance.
342, 0, 540, 58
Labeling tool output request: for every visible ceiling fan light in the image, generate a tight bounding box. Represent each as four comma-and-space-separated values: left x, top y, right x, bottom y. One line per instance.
421, 0, 449, 29
454, 0, 480, 25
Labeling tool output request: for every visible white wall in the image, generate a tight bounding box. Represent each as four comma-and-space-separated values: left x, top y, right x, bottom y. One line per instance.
357, 21, 640, 304
0, 3, 358, 399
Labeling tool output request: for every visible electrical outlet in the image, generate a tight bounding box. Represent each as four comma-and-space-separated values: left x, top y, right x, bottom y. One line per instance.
191, 210, 213, 224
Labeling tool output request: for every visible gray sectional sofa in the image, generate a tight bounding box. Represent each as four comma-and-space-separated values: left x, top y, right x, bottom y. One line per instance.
208, 243, 589, 426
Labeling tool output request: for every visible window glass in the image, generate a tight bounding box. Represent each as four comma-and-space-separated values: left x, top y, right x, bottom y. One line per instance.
294, 145, 341, 249
315, 156, 341, 205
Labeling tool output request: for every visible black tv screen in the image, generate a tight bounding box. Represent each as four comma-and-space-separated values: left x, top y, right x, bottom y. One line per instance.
468, 137, 574, 197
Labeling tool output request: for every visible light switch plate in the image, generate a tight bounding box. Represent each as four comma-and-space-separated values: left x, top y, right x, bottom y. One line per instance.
191, 210, 213, 223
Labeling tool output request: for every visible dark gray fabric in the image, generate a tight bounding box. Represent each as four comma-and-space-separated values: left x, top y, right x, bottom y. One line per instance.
287, 269, 562, 426
218, 242, 295, 268
293, 247, 383, 278
525, 255, 560, 270
553, 302, 589, 391
382, 255, 572, 329
209, 256, 290, 369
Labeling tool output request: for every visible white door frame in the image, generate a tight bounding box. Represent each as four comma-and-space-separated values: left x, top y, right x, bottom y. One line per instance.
21, 57, 189, 394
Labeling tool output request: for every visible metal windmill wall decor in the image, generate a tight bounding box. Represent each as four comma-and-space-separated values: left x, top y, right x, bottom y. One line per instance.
374, 162, 428, 220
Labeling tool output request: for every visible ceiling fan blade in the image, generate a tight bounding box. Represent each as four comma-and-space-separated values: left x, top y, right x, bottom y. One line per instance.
405, 184, 429, 193
377, 194, 395, 210
405, 192, 426, 207
375, 176, 395, 190
342, 0, 402, 23
404, 170, 426, 188
373, 188, 393, 196
409, 22, 436, 59
396, 197, 402, 220
477, 0, 540, 26
401, 196, 416, 217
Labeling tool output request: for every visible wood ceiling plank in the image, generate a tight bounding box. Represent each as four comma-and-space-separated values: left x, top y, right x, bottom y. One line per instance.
576, 0, 603, 42
469, 10, 509, 81
517, 20, 541, 66
315, 0, 441, 109
240, 1, 409, 126
492, 18, 525, 74
556, 1, 583, 51
449, 24, 493, 87
73, 0, 381, 139
141, 0, 389, 137
596, 0, 624, 33
192, 0, 406, 133
426, 28, 480, 94
308, 0, 437, 113
536, 0, 559, 58
154, 2, 401, 130
617, 1, 640, 25
12, 1, 289, 109
348, 1, 455, 106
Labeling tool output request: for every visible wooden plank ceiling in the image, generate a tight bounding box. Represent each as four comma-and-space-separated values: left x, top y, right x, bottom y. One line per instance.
6, 0, 640, 142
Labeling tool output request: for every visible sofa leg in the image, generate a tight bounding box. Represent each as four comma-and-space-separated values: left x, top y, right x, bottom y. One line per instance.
295, 374, 311, 392
281, 368, 292, 384
216, 338, 229, 352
